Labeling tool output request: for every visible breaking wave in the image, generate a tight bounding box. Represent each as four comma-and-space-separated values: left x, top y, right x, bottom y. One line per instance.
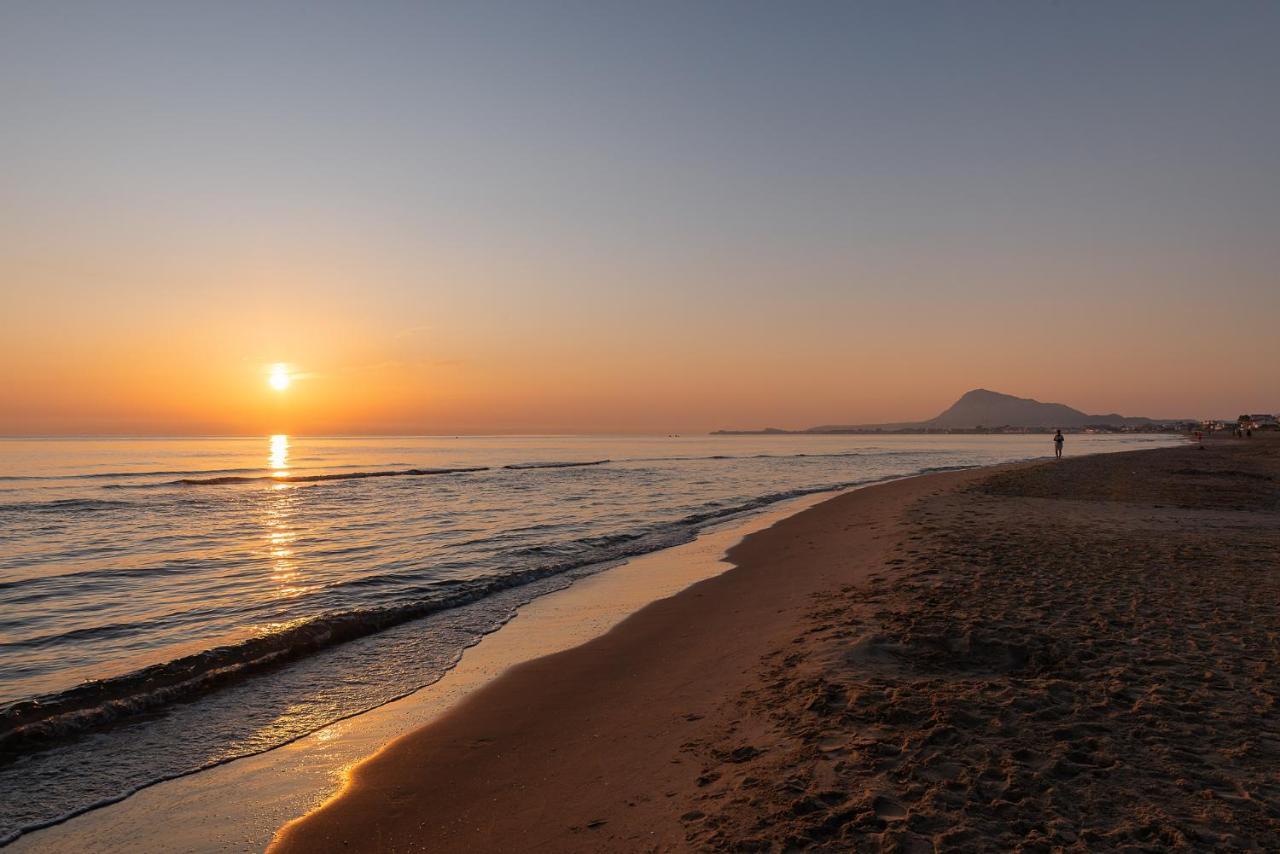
165, 467, 489, 486
502, 459, 610, 469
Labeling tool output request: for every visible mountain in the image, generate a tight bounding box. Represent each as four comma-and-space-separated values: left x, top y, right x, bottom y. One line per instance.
919, 388, 1154, 429
720, 389, 1163, 434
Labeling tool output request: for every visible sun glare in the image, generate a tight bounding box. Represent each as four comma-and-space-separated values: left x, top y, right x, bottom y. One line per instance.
269, 433, 289, 474
268, 363, 291, 391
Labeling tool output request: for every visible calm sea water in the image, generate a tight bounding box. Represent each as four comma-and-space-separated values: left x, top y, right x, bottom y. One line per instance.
0, 433, 1180, 841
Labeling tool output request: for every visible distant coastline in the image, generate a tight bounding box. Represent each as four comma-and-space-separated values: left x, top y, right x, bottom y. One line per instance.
712, 424, 1189, 436
714, 388, 1199, 436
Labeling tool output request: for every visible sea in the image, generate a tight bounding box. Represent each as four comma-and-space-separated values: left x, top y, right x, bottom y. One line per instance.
0, 432, 1181, 842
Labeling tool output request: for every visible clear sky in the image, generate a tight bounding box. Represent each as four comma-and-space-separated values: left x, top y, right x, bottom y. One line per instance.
2, 1, 1277, 434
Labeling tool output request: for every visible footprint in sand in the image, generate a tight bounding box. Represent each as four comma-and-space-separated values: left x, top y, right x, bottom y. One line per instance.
873, 794, 908, 821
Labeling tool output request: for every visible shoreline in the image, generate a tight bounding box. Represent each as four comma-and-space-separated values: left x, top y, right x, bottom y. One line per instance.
271, 438, 1280, 852
7, 486, 866, 852
269, 465, 1001, 851
4, 440, 1207, 852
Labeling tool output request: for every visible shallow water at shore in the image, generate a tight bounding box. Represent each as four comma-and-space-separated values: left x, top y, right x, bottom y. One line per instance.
0, 433, 1180, 842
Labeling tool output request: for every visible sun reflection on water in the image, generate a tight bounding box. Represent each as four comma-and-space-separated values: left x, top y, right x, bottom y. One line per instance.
261, 437, 312, 599
269, 433, 289, 478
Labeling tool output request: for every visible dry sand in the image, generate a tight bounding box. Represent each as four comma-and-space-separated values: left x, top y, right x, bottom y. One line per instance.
272, 437, 1280, 852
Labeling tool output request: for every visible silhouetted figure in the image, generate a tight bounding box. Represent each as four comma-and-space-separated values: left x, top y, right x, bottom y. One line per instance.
1053, 429, 1064, 459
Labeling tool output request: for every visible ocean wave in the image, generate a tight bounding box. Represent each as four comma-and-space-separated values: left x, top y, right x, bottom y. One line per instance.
0, 562, 200, 599
0, 498, 133, 514
0, 578, 520, 758
164, 466, 490, 486
502, 459, 611, 469
0, 467, 262, 483
623, 451, 863, 463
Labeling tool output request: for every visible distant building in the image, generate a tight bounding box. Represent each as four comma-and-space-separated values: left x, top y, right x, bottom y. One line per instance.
1238, 414, 1279, 430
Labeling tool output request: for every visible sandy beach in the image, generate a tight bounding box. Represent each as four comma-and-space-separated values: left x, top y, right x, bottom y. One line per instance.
6, 4, 1276, 852
271, 437, 1279, 852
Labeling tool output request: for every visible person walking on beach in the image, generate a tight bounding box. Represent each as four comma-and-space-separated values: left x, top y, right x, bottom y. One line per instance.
1053, 429, 1064, 459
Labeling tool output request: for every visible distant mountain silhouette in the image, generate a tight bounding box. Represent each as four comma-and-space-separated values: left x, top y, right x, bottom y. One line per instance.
923, 388, 1153, 429
806, 389, 1155, 432
768, 391, 1162, 437
714, 389, 1174, 434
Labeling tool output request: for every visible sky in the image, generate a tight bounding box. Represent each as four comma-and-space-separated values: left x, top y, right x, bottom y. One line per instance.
2, 1, 1277, 435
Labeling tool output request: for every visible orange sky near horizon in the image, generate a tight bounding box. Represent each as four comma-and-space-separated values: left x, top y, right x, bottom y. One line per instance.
3, 232, 1274, 436
2, 3, 1277, 435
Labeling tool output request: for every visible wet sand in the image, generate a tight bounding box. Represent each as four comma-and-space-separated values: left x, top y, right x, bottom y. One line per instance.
273, 437, 1280, 852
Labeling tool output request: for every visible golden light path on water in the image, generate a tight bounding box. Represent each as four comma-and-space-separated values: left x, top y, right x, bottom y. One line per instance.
263, 435, 310, 601
269, 433, 289, 477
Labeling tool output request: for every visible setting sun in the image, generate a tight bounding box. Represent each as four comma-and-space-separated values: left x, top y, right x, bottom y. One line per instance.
268, 364, 291, 392
2, 4, 1279, 851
